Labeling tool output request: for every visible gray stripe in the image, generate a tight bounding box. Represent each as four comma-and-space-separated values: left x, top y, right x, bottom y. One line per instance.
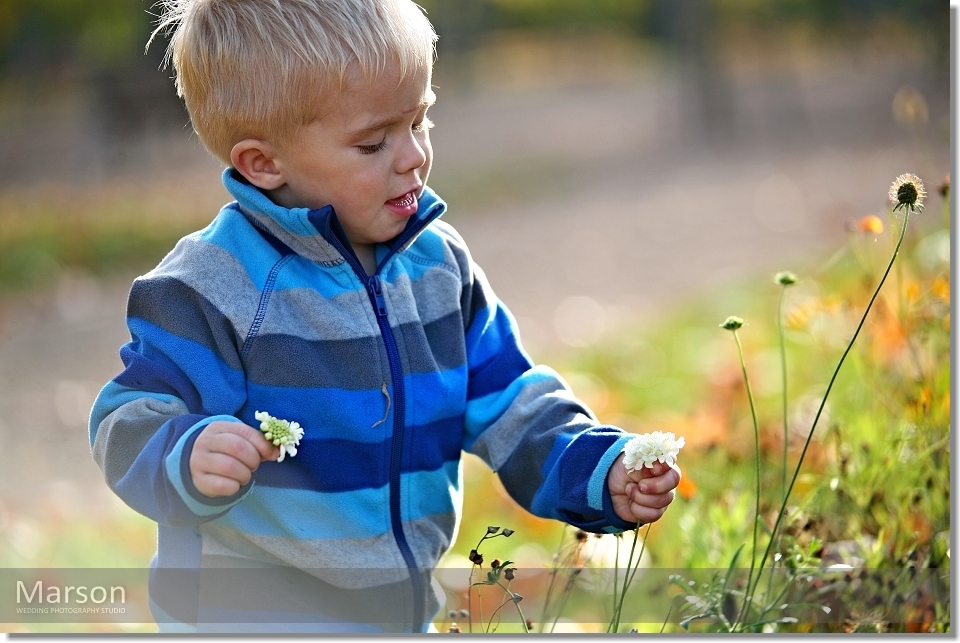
391, 267, 464, 326
93, 396, 189, 487
258, 285, 377, 341
468, 373, 596, 506
149, 237, 261, 340
199, 523, 411, 589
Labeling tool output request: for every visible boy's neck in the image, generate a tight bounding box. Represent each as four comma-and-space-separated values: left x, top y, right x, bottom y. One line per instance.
353, 242, 378, 276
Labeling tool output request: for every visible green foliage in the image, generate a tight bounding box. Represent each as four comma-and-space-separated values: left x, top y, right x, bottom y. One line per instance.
443, 188, 950, 633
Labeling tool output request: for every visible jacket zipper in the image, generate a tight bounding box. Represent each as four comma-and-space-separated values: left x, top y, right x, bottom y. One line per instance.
366, 273, 425, 631
326, 240, 425, 632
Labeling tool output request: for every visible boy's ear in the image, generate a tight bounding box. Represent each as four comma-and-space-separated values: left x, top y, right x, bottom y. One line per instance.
230, 139, 286, 190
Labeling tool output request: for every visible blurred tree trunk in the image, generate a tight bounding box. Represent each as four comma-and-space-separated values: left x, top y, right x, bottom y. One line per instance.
652, 0, 736, 147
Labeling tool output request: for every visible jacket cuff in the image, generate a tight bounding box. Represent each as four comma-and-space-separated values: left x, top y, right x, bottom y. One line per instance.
555, 430, 635, 533
164, 415, 255, 517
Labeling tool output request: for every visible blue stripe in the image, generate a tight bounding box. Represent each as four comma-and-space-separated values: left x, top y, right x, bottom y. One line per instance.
253, 415, 462, 492
587, 435, 633, 511
529, 433, 573, 517
466, 308, 533, 400
244, 368, 466, 440
404, 461, 461, 521
123, 318, 246, 415
215, 485, 389, 539
463, 366, 556, 440
215, 462, 460, 539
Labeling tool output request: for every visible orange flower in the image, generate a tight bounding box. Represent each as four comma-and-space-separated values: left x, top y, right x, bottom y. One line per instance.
931, 276, 950, 302
857, 215, 884, 234
676, 474, 697, 500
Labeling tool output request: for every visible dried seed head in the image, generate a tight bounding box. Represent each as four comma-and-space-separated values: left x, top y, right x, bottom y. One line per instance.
502, 528, 515, 537
575, 530, 588, 542
448, 624, 461, 633
486, 526, 500, 534
468, 549, 483, 565
504, 567, 516, 581
721, 316, 744, 331
458, 609, 469, 619
888, 173, 925, 212
491, 558, 501, 569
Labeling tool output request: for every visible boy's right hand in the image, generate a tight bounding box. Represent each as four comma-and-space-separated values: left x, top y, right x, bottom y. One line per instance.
189, 421, 280, 497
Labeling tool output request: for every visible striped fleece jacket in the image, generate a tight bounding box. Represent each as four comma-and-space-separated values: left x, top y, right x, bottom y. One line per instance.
89, 168, 635, 633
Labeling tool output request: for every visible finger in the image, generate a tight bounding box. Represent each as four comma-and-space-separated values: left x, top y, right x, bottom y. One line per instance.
629, 502, 668, 524
630, 488, 676, 510
638, 462, 666, 478
207, 432, 264, 472
637, 467, 681, 495
195, 451, 255, 487
207, 421, 276, 463
193, 472, 242, 498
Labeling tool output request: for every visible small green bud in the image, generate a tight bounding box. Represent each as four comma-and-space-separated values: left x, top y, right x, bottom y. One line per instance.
721, 316, 744, 331
774, 271, 798, 286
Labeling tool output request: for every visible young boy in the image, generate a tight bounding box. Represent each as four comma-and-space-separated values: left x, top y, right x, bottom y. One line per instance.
89, 0, 680, 633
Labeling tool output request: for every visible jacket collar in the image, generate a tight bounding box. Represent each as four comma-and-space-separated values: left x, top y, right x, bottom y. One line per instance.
222, 168, 446, 270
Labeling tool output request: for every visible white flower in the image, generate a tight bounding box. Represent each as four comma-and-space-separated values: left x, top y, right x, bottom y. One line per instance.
254, 411, 305, 462
622, 431, 685, 472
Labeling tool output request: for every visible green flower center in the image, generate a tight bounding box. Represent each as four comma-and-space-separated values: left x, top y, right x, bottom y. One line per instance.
261, 418, 293, 443
897, 182, 918, 206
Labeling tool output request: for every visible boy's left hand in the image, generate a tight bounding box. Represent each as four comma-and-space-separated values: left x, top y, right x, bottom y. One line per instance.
606, 454, 681, 525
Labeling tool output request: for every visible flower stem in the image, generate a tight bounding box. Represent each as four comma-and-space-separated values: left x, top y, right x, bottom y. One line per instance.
730, 329, 762, 630
745, 207, 912, 624
609, 522, 650, 632
777, 286, 789, 506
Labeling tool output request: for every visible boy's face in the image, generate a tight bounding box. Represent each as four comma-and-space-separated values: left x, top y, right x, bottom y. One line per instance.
266, 63, 435, 250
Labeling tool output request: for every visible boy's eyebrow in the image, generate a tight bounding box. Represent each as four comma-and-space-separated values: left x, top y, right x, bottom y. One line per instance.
348, 95, 436, 138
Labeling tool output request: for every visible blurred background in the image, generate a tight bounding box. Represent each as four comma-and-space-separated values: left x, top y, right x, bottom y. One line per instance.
0, 0, 951, 632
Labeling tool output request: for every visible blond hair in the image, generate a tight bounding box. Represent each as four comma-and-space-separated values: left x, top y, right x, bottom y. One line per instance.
149, 0, 437, 164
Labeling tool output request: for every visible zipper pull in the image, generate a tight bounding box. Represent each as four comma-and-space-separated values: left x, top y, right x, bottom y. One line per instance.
369, 275, 388, 317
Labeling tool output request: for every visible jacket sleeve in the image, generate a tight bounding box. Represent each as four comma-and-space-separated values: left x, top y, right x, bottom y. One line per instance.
449, 234, 635, 533
89, 268, 253, 527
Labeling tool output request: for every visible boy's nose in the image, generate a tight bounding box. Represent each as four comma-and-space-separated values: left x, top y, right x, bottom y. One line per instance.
396, 132, 428, 174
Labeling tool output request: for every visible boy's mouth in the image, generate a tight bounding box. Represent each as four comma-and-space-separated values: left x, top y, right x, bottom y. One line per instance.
385, 191, 418, 216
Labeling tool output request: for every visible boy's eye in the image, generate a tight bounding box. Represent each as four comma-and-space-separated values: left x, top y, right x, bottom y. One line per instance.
357, 140, 387, 154
412, 116, 434, 133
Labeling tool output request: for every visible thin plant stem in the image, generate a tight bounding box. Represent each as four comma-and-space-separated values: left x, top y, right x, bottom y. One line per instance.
609, 522, 650, 633
744, 207, 913, 625
467, 569, 474, 633
777, 286, 789, 506
610, 535, 620, 631
730, 328, 761, 630
495, 581, 527, 632
537, 527, 568, 631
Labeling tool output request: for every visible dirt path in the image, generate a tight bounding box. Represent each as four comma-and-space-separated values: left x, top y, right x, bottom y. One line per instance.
0, 60, 948, 522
